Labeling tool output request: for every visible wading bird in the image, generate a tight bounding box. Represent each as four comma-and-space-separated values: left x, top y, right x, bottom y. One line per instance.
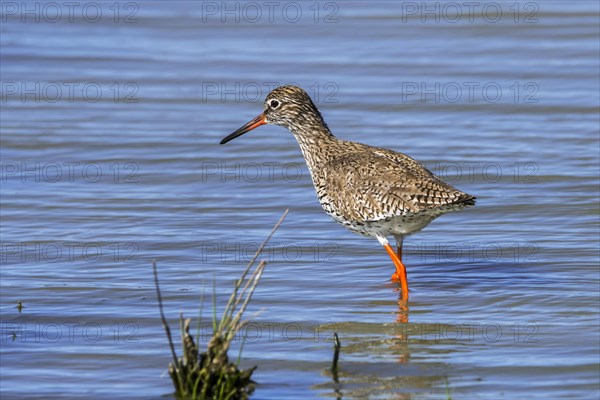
220, 86, 475, 300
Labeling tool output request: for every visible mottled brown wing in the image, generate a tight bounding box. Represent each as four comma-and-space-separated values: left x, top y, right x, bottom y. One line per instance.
316, 149, 474, 222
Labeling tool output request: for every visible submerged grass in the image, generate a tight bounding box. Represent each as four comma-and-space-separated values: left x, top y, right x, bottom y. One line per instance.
331, 333, 340, 381
153, 210, 289, 400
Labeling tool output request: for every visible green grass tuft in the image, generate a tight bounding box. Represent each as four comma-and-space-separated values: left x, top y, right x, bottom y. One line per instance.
153, 210, 288, 399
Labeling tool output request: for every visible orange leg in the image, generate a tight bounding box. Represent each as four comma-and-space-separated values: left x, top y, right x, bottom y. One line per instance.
383, 243, 409, 300
396, 245, 408, 284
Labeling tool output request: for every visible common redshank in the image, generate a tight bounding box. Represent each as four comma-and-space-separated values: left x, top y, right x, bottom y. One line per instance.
220, 85, 475, 300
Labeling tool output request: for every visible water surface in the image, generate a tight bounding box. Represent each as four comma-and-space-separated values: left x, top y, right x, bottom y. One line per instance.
1, 1, 599, 399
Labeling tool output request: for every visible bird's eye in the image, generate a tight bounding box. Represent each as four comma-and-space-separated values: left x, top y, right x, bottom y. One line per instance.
270, 99, 280, 109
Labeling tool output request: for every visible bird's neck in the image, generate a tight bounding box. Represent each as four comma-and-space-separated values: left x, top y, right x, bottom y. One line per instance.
287, 122, 337, 177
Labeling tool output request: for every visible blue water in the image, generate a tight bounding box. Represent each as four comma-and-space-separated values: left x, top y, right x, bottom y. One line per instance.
1, 1, 599, 399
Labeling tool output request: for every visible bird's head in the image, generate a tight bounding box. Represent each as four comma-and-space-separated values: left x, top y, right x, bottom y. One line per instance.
220, 85, 327, 144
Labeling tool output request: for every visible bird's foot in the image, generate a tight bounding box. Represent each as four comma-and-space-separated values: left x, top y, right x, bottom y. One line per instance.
391, 272, 409, 301
390, 272, 403, 282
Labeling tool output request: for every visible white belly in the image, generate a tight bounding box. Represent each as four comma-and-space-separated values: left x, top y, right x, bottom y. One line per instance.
330, 209, 443, 238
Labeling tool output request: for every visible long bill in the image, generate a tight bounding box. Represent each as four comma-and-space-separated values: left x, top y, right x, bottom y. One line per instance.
220, 113, 266, 145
